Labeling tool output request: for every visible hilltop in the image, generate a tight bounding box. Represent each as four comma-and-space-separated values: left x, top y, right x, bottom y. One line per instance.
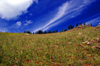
0, 23, 100, 66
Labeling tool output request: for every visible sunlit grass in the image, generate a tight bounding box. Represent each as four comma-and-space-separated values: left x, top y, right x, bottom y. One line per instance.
0, 26, 100, 66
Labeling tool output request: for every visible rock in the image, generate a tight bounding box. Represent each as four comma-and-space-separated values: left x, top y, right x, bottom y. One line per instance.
26, 34, 29, 35
85, 41, 92, 45
92, 46, 96, 49
87, 42, 92, 45
91, 39, 96, 43
96, 26, 99, 28
51, 56, 54, 60
79, 44, 85, 47
68, 42, 72, 45
79, 32, 82, 35
82, 42, 87, 44
98, 23, 100, 26
52, 62, 54, 64
96, 38, 100, 42
96, 38, 99, 40
86, 24, 92, 27
55, 45, 58, 47
77, 25, 83, 29
92, 44, 100, 49
95, 45, 100, 49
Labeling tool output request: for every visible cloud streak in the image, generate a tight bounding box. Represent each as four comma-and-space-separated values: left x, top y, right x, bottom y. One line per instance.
33, 1, 69, 32
33, 0, 96, 32
86, 17, 100, 25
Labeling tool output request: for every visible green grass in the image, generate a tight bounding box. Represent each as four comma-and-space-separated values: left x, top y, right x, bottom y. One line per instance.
0, 26, 100, 66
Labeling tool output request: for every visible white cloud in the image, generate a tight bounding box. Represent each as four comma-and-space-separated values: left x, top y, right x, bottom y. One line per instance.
0, 0, 38, 20
10, 20, 32, 30
24, 20, 33, 25
16, 21, 22, 26
10, 21, 22, 28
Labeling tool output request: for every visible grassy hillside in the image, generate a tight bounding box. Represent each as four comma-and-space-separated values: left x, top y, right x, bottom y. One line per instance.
0, 26, 100, 66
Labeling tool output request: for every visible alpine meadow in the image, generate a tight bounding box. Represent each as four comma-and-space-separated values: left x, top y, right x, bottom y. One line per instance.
0, 23, 100, 66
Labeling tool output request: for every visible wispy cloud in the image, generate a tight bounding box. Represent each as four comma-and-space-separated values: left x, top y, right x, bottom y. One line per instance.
24, 20, 33, 25
0, 26, 8, 32
85, 17, 100, 25
33, 1, 69, 32
33, 0, 96, 32
42, 2, 68, 29
29, 13, 33, 16
9, 20, 33, 32
0, 21, 8, 32
34, 0, 38, 3
16, 21, 22, 26
0, 28, 8, 32
10, 21, 22, 29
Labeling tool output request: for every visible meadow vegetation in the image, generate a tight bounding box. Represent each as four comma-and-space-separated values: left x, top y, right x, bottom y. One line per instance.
0, 26, 100, 66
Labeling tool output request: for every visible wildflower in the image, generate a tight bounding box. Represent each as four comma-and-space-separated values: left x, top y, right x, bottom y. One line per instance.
97, 48, 99, 51
79, 60, 82, 62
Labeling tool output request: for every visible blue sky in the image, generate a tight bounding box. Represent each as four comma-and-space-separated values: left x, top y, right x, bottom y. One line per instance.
0, 0, 100, 33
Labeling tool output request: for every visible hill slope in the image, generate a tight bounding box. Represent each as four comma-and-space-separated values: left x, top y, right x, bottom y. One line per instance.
0, 26, 100, 66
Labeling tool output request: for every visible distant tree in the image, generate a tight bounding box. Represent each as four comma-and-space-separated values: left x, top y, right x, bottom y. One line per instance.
53, 30, 55, 33
36, 30, 43, 34
64, 29, 66, 31
84, 22, 86, 25
44, 31, 47, 34
71, 25, 72, 29
24, 31, 26, 33
27, 31, 31, 34
76, 23, 78, 27
33, 32, 34, 34
64, 28, 68, 31
79, 23, 82, 25
90, 23, 92, 26
56, 30, 58, 32
48, 31, 51, 33
24, 31, 31, 34
72, 25, 74, 29
66, 28, 68, 31
68, 25, 74, 30
62, 29, 63, 32
68, 25, 71, 30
